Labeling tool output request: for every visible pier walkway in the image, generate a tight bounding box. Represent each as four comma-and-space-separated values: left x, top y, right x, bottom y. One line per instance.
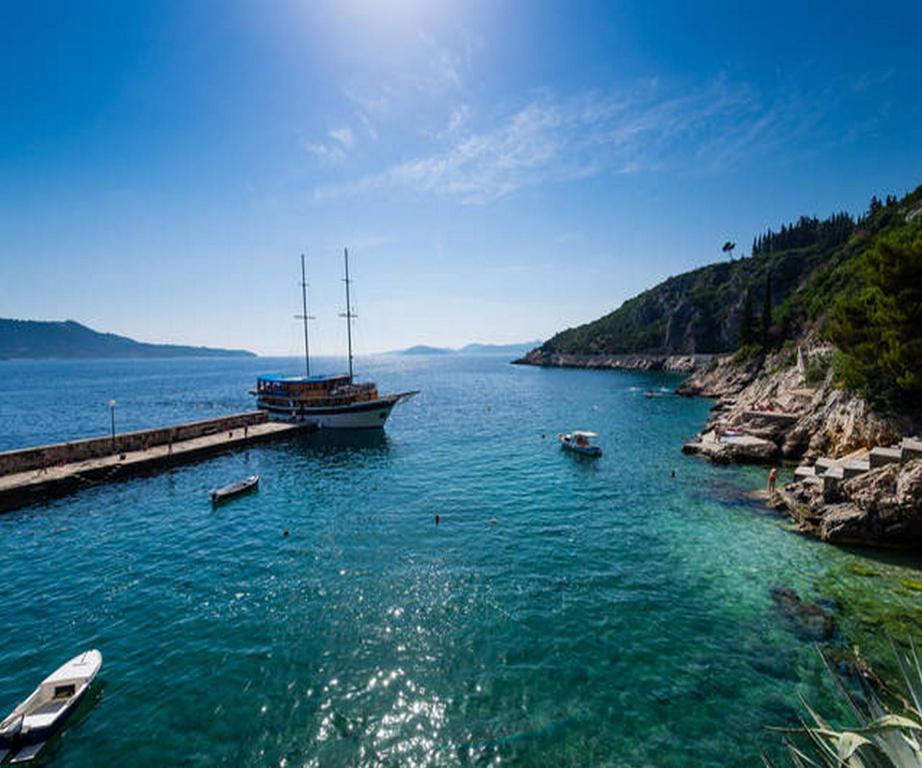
0, 413, 312, 512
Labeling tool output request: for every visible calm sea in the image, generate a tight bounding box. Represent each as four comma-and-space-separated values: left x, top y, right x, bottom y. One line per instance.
1, 355, 920, 766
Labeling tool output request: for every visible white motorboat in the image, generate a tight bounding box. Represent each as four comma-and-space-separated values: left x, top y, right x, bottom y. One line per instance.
559, 431, 602, 457
0, 650, 102, 763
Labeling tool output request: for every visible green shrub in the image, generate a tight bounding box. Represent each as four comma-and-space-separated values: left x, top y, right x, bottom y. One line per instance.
764, 639, 922, 767
804, 353, 834, 386
733, 343, 763, 366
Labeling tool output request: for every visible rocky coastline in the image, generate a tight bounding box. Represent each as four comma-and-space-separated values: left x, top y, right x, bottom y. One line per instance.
513, 349, 713, 373
679, 341, 907, 462
772, 458, 922, 548
516, 340, 921, 548
675, 339, 920, 548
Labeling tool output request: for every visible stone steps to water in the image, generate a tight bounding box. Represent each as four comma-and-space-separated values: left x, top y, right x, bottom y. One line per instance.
796, 437, 922, 490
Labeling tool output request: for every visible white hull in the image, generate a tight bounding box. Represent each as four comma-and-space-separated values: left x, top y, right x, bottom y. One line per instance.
559, 433, 602, 457
260, 397, 398, 429
1, 650, 102, 762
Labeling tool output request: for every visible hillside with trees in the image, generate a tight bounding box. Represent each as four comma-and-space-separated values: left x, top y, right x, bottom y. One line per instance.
527, 184, 922, 414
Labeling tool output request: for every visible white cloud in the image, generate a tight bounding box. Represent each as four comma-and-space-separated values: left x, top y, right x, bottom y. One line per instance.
313, 76, 835, 205
330, 126, 354, 150
302, 139, 345, 163
446, 104, 471, 134
302, 125, 357, 163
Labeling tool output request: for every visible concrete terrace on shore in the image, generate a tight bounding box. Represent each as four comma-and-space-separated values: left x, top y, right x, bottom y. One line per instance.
682, 427, 777, 464
793, 438, 922, 492
0, 414, 312, 512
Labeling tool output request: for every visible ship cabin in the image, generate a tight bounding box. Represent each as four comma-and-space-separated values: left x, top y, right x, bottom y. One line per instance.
253, 374, 378, 410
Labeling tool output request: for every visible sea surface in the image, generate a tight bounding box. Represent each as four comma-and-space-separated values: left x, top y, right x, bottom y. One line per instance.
1, 355, 921, 766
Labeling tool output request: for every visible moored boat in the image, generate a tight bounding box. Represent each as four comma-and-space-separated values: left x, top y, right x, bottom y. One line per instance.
210, 474, 260, 504
251, 251, 418, 429
559, 431, 602, 457
0, 649, 102, 763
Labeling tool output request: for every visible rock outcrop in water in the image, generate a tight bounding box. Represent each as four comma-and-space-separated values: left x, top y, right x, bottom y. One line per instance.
678, 339, 922, 548
776, 459, 922, 548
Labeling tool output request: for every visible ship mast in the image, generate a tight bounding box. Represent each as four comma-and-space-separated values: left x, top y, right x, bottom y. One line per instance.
340, 247, 355, 381
294, 253, 314, 377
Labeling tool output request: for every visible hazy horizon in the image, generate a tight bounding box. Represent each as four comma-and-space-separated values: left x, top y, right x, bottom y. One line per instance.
3, 1, 921, 355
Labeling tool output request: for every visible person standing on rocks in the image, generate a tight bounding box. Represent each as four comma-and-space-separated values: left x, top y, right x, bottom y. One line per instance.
768, 467, 778, 496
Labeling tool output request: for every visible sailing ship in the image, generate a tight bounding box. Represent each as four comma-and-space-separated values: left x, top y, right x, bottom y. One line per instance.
252, 250, 418, 429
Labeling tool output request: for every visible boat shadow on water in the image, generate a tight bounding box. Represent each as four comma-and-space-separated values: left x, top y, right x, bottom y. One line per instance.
293, 429, 390, 457
37, 681, 105, 765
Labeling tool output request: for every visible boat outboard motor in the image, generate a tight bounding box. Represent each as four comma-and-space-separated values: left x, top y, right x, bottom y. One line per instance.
0, 713, 24, 743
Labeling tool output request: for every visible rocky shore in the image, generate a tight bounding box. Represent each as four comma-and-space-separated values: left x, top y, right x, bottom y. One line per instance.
679, 341, 907, 463
517, 339, 921, 548
676, 339, 921, 548
774, 458, 922, 548
513, 349, 713, 373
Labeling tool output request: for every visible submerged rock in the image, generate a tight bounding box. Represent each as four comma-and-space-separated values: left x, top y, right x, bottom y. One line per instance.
770, 586, 836, 641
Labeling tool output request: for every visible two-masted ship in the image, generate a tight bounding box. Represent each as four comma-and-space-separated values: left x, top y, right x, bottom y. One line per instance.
252, 250, 417, 429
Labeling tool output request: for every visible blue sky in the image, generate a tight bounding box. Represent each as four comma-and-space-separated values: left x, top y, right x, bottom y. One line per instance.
2, 0, 921, 355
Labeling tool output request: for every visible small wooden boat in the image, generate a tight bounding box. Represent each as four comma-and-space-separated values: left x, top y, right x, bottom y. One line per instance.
210, 474, 259, 504
559, 431, 602, 457
0, 650, 102, 763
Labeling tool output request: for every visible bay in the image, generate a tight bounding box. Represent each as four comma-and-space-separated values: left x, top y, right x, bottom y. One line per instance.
0, 354, 920, 766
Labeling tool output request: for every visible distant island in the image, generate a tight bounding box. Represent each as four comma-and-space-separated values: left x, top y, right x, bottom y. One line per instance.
390, 340, 542, 356
0, 319, 256, 359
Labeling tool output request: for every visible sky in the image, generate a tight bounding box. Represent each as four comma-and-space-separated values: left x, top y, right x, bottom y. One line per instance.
1, 0, 921, 355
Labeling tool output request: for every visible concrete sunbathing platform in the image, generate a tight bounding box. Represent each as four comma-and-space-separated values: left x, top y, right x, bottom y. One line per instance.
0, 414, 313, 513
682, 430, 777, 464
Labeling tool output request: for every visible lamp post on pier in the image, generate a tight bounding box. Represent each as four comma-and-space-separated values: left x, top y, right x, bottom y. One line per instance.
108, 400, 117, 453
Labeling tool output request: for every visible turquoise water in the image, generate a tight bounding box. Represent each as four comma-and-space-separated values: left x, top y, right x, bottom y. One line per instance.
1, 355, 921, 766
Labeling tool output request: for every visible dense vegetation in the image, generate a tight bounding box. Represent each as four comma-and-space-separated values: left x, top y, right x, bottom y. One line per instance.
0, 319, 255, 359
829, 220, 922, 412
537, 184, 922, 413
539, 208, 861, 356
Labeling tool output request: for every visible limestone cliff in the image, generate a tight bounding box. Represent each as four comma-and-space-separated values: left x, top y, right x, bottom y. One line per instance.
679, 338, 909, 464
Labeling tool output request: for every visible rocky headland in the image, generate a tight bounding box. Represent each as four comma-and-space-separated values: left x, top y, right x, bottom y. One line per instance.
512, 349, 711, 373
518, 186, 922, 548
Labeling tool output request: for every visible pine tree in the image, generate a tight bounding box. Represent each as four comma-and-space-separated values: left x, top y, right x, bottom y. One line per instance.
832, 222, 922, 412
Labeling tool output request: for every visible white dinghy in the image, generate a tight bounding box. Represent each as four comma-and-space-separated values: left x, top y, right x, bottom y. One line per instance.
559, 431, 602, 457
0, 650, 102, 763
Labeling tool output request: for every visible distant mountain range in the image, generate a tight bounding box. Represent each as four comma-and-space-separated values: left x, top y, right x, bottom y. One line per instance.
0, 319, 256, 359
390, 341, 543, 356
